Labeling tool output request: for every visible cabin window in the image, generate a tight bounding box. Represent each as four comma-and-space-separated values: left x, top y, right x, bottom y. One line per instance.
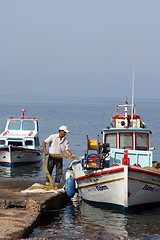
105, 133, 116, 148
0, 140, 5, 145
22, 121, 35, 130
8, 120, 21, 130
119, 133, 132, 149
135, 133, 148, 150
8, 141, 23, 146
25, 140, 33, 146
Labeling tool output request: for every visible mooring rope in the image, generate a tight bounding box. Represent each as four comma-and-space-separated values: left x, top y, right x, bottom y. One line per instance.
27, 153, 79, 191
44, 153, 79, 187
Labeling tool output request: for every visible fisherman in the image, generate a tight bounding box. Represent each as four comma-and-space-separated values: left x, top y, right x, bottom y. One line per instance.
42, 125, 75, 189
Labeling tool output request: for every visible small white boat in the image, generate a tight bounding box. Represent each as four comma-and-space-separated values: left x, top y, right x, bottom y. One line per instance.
0, 109, 42, 167
66, 98, 160, 209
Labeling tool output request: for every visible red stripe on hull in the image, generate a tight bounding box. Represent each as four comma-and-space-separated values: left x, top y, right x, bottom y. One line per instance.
129, 167, 160, 177
75, 167, 124, 181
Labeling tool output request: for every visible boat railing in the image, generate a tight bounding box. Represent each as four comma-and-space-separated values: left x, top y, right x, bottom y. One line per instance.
110, 148, 153, 167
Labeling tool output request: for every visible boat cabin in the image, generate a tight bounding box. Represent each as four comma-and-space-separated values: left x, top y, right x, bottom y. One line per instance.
0, 109, 40, 150
103, 97, 150, 151
101, 97, 153, 167
103, 128, 150, 151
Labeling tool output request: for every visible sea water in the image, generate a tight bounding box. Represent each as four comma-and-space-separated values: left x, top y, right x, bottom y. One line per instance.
0, 95, 160, 239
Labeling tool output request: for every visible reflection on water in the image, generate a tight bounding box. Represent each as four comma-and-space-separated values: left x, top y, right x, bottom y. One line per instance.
29, 196, 160, 239
0, 162, 42, 178
80, 201, 160, 239
79, 201, 128, 238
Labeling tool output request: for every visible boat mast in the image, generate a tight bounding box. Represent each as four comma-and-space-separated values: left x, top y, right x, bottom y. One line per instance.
131, 30, 136, 124
118, 97, 130, 127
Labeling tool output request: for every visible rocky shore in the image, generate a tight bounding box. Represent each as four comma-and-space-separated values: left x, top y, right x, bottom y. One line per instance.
0, 178, 67, 239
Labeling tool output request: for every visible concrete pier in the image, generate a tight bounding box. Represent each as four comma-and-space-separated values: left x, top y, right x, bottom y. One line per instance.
0, 178, 68, 239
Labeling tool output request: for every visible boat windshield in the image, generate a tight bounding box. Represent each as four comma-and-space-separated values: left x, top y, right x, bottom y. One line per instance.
120, 133, 132, 149
22, 120, 35, 130
105, 133, 116, 148
135, 133, 148, 150
8, 120, 21, 130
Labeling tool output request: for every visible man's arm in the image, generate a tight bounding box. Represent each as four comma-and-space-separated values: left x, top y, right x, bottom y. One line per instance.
42, 141, 49, 155
65, 149, 76, 158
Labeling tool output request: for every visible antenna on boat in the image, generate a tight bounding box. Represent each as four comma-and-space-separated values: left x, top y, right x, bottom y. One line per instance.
131, 30, 136, 124
21, 109, 26, 119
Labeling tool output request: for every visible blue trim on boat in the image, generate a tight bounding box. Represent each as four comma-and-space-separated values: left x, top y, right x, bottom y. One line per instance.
0, 160, 41, 167
71, 160, 81, 165
0, 162, 12, 167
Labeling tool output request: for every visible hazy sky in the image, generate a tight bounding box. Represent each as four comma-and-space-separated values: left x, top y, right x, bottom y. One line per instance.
0, 1, 159, 99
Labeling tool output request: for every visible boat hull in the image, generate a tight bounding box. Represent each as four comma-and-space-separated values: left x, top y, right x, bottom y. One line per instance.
0, 146, 42, 167
72, 162, 160, 208
128, 167, 160, 206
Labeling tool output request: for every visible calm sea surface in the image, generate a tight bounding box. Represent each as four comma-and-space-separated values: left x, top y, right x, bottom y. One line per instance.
0, 95, 160, 239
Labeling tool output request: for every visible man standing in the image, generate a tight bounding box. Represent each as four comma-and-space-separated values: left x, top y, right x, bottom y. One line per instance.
42, 125, 75, 189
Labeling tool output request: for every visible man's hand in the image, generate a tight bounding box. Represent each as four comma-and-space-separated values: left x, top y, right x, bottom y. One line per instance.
65, 149, 76, 158
44, 150, 49, 155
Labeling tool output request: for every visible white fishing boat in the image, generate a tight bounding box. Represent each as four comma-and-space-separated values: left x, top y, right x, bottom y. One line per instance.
65, 31, 160, 208
66, 97, 160, 208
0, 109, 42, 167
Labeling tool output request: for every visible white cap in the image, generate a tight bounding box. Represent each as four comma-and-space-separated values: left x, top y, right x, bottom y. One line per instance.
59, 125, 70, 133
